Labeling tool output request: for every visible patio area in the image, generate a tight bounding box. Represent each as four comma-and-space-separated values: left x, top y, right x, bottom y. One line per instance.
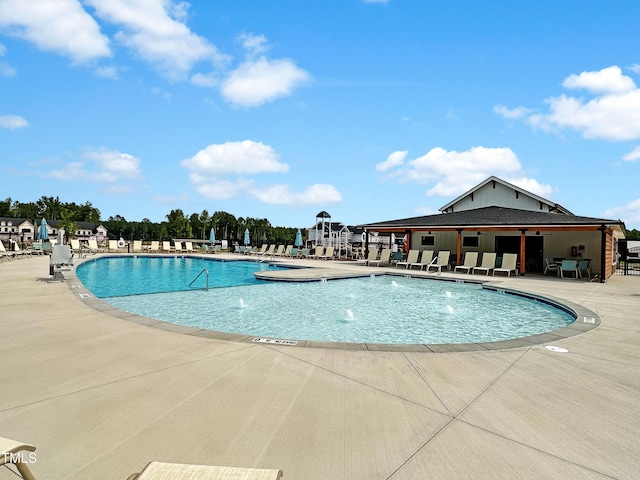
1, 254, 639, 479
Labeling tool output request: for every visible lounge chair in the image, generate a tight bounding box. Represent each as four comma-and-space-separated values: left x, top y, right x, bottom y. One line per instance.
127, 461, 282, 480
319, 246, 334, 260
161, 241, 172, 253
272, 245, 286, 257
369, 248, 392, 267
577, 258, 591, 278
250, 245, 268, 256
261, 245, 276, 257
410, 250, 434, 270
70, 239, 81, 252
108, 240, 119, 252
396, 249, 419, 268
560, 259, 579, 279
473, 252, 497, 275
427, 250, 450, 273
493, 253, 518, 277
312, 246, 324, 259
184, 241, 194, 254
543, 258, 559, 276
0, 435, 37, 480
149, 241, 159, 253
454, 251, 478, 274
0, 241, 17, 261
132, 240, 143, 253
12, 242, 30, 258
174, 242, 185, 253
87, 239, 101, 253
356, 249, 378, 266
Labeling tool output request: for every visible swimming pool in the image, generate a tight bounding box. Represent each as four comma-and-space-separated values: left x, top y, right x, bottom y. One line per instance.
76, 256, 576, 345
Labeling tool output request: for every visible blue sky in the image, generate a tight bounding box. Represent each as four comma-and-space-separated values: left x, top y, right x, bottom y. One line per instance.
1, 0, 640, 230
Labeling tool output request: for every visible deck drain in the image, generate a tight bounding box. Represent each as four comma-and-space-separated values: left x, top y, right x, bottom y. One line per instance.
545, 345, 568, 353
253, 337, 298, 346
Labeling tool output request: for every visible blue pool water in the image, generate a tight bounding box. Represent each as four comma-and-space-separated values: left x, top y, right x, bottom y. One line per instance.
76, 257, 575, 345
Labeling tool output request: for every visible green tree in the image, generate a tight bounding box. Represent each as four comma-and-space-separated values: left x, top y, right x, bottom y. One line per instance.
58, 209, 78, 243
0, 197, 12, 217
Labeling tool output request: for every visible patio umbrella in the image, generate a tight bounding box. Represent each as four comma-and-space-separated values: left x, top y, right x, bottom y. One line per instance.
243, 228, 250, 246
209, 227, 215, 244
38, 218, 48, 241
294, 228, 303, 247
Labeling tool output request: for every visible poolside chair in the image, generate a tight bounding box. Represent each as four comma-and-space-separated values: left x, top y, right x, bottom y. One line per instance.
184, 241, 194, 254
149, 241, 159, 253
493, 253, 518, 277
369, 248, 392, 267
319, 246, 334, 260
396, 249, 419, 268
577, 258, 591, 278
454, 251, 478, 274
560, 259, 579, 279
543, 258, 559, 276
410, 250, 434, 270
12, 242, 30, 258
0, 435, 37, 480
250, 244, 268, 256
161, 241, 172, 253
174, 242, 185, 253
127, 461, 282, 480
0, 241, 17, 261
427, 250, 450, 273
473, 252, 497, 275
356, 249, 378, 266
274, 245, 290, 257
108, 239, 119, 252
87, 239, 101, 253
70, 238, 81, 252
133, 240, 143, 253
312, 246, 324, 259
261, 245, 276, 257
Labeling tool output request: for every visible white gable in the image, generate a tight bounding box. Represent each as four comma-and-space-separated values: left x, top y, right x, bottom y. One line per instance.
439, 177, 571, 215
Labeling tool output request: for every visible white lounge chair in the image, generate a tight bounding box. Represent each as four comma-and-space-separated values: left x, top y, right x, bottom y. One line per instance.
427, 250, 450, 273
161, 241, 172, 253
370, 248, 392, 267
0, 241, 17, 261
127, 461, 282, 480
356, 249, 378, 266
396, 249, 419, 268
454, 251, 478, 274
319, 246, 334, 260
184, 241, 194, 254
473, 252, 496, 275
493, 253, 518, 277
132, 240, 143, 253
410, 250, 434, 270
149, 241, 159, 253
0, 435, 37, 480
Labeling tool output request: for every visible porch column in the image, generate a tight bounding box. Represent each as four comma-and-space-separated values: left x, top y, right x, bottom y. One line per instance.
456, 229, 462, 266
520, 229, 527, 275
599, 225, 606, 283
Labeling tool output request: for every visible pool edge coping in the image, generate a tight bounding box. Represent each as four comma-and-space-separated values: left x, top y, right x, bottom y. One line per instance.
66, 254, 601, 353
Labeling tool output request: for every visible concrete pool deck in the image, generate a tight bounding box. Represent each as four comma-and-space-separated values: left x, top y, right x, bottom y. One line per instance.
1, 254, 639, 479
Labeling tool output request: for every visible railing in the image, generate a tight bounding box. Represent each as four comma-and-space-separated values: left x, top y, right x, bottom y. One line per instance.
189, 268, 209, 290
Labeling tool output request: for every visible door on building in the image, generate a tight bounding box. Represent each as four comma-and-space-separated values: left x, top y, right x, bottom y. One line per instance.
495, 235, 544, 273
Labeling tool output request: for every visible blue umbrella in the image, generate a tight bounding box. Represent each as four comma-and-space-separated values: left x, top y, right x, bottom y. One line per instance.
38, 218, 48, 240
243, 228, 250, 246
209, 227, 215, 244
294, 228, 302, 247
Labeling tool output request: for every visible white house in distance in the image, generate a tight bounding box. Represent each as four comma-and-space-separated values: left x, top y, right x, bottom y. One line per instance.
358, 176, 626, 282
0, 217, 108, 245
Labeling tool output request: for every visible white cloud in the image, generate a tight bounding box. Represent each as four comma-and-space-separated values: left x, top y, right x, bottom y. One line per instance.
43, 148, 141, 184
629, 64, 640, 74
190, 72, 219, 87
84, 147, 141, 179
622, 146, 640, 162
238, 32, 268, 57
0, 0, 110, 64
0, 114, 28, 129
250, 183, 343, 206
505, 177, 554, 197
84, 0, 228, 79
375, 150, 407, 172
500, 66, 640, 141
563, 66, 635, 94
189, 174, 254, 200
0, 63, 14, 76
221, 57, 311, 107
493, 104, 533, 120
94, 66, 119, 79
378, 145, 552, 199
604, 198, 640, 225
181, 140, 289, 175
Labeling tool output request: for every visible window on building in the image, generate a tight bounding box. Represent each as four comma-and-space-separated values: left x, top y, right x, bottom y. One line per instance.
421, 235, 435, 246
462, 236, 479, 248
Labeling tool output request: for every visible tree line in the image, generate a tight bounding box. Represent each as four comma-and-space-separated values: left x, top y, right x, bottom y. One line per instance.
0, 196, 304, 245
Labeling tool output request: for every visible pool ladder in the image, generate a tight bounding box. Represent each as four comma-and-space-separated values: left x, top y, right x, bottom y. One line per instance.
189, 268, 209, 291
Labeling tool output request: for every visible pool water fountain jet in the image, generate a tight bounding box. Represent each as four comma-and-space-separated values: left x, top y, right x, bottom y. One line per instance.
445, 291, 452, 297
345, 309, 355, 321
445, 305, 454, 314
239, 298, 246, 308
391, 280, 398, 287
